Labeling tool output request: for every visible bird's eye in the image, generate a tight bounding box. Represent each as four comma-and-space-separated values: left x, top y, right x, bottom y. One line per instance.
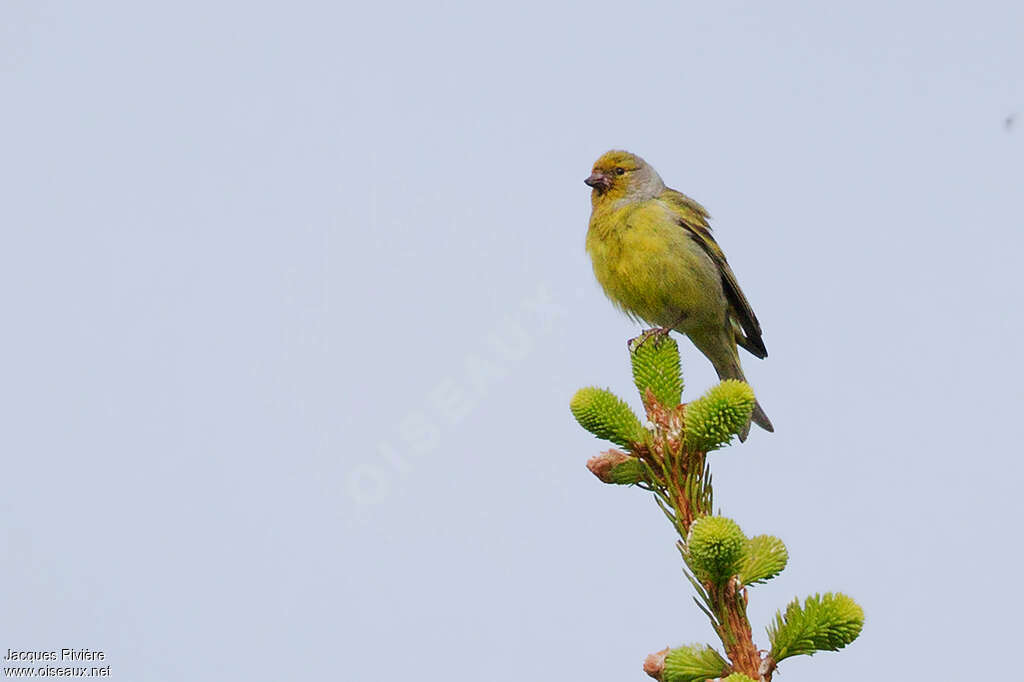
615, 167, 626, 175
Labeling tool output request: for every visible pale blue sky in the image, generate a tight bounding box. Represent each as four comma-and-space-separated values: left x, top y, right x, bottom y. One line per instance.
2, 2, 1022, 680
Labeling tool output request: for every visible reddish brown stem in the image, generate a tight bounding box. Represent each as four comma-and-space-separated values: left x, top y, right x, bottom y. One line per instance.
635, 395, 774, 679
707, 579, 765, 679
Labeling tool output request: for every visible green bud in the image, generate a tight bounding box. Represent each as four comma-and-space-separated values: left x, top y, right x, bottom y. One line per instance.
661, 644, 728, 682
630, 334, 683, 408
684, 380, 756, 451
768, 592, 865, 662
739, 535, 789, 586
721, 674, 757, 682
570, 387, 645, 448
685, 516, 747, 582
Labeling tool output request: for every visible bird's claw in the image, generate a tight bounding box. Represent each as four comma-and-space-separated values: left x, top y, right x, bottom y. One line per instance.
629, 327, 673, 353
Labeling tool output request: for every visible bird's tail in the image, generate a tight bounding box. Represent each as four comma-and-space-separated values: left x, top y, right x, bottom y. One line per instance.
712, 355, 774, 442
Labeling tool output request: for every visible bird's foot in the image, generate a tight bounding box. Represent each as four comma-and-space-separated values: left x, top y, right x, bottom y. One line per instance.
629, 327, 673, 353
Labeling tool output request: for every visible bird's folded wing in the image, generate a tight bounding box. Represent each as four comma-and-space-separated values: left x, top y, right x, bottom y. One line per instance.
662, 189, 768, 359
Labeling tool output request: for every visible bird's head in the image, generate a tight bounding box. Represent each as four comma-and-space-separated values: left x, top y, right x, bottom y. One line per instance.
585, 150, 665, 205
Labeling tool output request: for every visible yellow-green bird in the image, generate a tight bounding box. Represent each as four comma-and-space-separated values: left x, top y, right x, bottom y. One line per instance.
584, 150, 773, 439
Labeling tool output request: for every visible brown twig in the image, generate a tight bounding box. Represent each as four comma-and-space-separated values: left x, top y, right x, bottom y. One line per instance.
642, 398, 773, 681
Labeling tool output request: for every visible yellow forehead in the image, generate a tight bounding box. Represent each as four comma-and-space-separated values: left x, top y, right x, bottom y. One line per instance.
592, 150, 643, 172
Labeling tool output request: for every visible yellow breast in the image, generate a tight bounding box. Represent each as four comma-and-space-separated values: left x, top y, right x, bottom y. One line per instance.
586, 199, 725, 329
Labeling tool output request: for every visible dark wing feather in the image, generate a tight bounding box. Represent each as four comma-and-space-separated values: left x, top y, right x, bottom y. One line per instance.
662, 189, 768, 359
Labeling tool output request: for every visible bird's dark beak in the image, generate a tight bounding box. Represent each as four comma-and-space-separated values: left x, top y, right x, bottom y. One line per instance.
584, 171, 613, 193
